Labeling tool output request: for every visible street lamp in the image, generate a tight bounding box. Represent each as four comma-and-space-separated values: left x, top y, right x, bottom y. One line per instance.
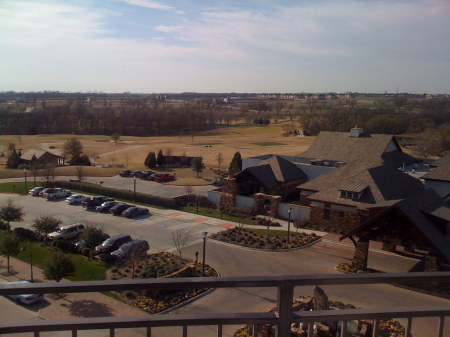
202, 231, 208, 276
287, 207, 292, 244
133, 177, 137, 201
23, 169, 28, 193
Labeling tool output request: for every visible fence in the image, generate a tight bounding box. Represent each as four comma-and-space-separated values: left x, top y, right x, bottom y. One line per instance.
0, 272, 449, 337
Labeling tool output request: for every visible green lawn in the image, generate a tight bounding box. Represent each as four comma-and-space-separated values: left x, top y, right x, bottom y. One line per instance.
180, 206, 256, 225
251, 142, 286, 146
2, 233, 107, 281
0, 181, 38, 195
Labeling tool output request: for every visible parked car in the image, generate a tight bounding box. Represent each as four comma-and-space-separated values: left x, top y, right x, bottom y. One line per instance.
119, 170, 132, 177
140, 171, 154, 180
82, 196, 114, 210
153, 174, 175, 182
110, 203, 133, 216
5, 281, 43, 305
96, 200, 118, 213
48, 223, 85, 240
66, 194, 88, 205
39, 188, 54, 197
28, 187, 44, 196
122, 207, 150, 218
43, 188, 71, 200
95, 234, 132, 254
111, 239, 149, 261
130, 171, 143, 178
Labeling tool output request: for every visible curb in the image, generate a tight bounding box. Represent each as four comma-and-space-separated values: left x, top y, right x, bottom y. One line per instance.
209, 237, 322, 252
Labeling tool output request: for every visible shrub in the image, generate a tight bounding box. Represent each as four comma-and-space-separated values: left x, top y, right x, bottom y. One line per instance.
81, 247, 92, 257
99, 253, 117, 265
111, 267, 119, 273
13, 227, 36, 241
52, 240, 78, 253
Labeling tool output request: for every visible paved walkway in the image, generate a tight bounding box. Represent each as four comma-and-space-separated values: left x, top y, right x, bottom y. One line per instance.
0, 256, 145, 337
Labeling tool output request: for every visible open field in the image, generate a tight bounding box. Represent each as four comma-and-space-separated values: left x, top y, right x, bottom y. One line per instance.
0, 123, 315, 180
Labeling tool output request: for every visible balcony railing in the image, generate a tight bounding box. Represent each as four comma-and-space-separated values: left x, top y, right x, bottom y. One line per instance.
0, 272, 449, 337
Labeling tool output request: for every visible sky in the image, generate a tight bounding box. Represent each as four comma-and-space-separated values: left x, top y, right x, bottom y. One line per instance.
1, 0, 449, 93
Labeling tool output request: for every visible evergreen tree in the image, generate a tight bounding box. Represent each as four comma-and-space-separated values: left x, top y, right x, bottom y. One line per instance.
6, 149, 21, 169
148, 152, 157, 168
144, 152, 151, 167
156, 149, 165, 166
228, 152, 242, 175
0, 200, 24, 230
192, 157, 204, 177
43, 249, 75, 282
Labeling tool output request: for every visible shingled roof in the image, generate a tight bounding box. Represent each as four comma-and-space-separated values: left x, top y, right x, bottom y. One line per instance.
236, 155, 307, 189
299, 131, 415, 167
340, 189, 450, 261
422, 153, 450, 182
299, 160, 424, 209
20, 149, 62, 161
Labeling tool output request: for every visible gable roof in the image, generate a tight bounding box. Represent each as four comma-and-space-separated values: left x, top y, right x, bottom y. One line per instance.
422, 153, 450, 182
20, 149, 62, 161
236, 155, 306, 189
340, 189, 450, 261
298, 131, 415, 167
299, 160, 424, 209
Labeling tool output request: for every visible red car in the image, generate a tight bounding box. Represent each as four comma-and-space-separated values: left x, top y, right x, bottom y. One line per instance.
153, 174, 175, 182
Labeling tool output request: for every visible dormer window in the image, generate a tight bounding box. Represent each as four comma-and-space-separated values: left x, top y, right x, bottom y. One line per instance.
338, 183, 368, 200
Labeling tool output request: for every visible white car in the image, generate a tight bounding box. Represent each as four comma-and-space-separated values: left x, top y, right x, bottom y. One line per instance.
48, 223, 85, 240
6, 281, 43, 305
28, 187, 45, 196
66, 194, 88, 205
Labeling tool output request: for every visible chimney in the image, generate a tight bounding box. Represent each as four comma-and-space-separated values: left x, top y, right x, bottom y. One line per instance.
349, 124, 364, 138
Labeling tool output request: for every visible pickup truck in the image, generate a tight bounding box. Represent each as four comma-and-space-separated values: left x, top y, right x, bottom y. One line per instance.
82, 196, 114, 210
43, 188, 72, 200
153, 174, 175, 183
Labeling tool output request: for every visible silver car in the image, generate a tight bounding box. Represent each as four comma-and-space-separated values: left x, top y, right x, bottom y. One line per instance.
6, 281, 43, 305
48, 223, 84, 240
111, 239, 149, 261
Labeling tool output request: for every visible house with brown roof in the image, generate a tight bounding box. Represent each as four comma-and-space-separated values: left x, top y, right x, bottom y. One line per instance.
422, 153, 450, 201
20, 149, 63, 167
339, 189, 450, 271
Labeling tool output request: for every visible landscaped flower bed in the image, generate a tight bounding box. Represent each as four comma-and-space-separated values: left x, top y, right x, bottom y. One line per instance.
107, 252, 217, 314
210, 227, 319, 250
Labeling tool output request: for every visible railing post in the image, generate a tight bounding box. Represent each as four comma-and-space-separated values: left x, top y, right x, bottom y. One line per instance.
146, 326, 152, 337
276, 282, 294, 337
110, 328, 115, 337
217, 324, 223, 337
33, 332, 39, 337
182, 325, 188, 337
72, 330, 77, 337
252, 324, 259, 337
340, 321, 347, 337
405, 317, 412, 337
437, 316, 445, 337
372, 319, 379, 337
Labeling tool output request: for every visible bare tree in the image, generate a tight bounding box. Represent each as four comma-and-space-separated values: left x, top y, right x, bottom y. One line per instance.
41, 164, 56, 185
216, 152, 223, 172
111, 133, 121, 146
185, 185, 193, 205
75, 166, 85, 182
172, 230, 190, 261
128, 245, 147, 279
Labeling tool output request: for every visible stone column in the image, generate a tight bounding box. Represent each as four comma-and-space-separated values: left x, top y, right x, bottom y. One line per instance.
382, 242, 396, 253
424, 255, 439, 272
352, 237, 369, 271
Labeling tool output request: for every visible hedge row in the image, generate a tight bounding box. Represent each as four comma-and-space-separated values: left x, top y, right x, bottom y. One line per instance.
50, 181, 177, 208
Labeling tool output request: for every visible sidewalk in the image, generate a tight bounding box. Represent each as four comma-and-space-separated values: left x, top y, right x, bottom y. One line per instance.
0, 256, 144, 322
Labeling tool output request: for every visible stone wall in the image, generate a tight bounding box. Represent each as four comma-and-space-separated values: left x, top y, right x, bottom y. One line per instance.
352, 238, 369, 271
254, 193, 282, 218
310, 206, 361, 233
219, 178, 238, 211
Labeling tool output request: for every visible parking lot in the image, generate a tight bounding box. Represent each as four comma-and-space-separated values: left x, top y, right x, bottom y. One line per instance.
1, 193, 230, 254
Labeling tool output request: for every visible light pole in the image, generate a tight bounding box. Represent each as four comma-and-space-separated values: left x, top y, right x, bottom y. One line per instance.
133, 177, 137, 201
29, 241, 34, 282
287, 207, 292, 244
202, 231, 208, 276
23, 169, 28, 193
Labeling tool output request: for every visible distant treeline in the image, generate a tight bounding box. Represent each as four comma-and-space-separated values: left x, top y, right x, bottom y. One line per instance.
0, 101, 231, 136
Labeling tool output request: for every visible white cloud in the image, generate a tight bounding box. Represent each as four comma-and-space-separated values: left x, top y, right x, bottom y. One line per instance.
155, 25, 185, 33
117, 0, 173, 11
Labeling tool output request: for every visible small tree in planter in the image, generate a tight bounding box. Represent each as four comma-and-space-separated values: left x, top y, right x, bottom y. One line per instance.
0, 232, 20, 273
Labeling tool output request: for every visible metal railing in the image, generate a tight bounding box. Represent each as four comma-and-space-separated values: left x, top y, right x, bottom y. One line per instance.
0, 272, 449, 337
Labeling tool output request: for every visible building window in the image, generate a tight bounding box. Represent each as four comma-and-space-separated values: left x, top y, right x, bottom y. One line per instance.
324, 209, 331, 220
338, 211, 344, 217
